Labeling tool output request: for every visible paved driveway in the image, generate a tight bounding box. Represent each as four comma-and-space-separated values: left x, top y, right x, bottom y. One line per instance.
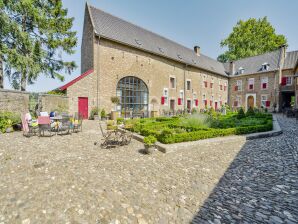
0, 115, 297, 224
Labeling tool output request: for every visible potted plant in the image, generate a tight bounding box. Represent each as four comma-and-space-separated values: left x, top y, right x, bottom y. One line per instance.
90, 107, 100, 120
101, 109, 107, 121
150, 98, 158, 117
143, 135, 157, 154
273, 103, 277, 113
111, 96, 120, 120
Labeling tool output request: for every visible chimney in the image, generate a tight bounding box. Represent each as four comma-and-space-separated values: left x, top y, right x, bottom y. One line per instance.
229, 61, 235, 76
194, 46, 200, 56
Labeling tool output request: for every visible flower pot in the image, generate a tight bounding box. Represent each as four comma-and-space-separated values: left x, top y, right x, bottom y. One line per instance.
144, 145, 154, 154
94, 115, 100, 120
111, 111, 118, 120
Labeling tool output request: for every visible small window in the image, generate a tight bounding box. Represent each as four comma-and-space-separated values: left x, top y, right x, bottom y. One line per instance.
261, 95, 270, 108
179, 90, 184, 105
163, 88, 169, 105
262, 63, 269, 71
186, 80, 191, 91
235, 80, 242, 91
238, 67, 245, 74
261, 77, 268, 89
286, 77, 292, 86
170, 77, 176, 88
248, 78, 254, 90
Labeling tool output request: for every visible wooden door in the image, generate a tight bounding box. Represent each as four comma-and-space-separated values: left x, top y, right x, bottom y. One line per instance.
78, 97, 88, 119
247, 96, 254, 109
170, 99, 175, 111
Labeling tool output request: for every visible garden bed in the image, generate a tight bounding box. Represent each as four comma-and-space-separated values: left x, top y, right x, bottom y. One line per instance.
124, 110, 273, 144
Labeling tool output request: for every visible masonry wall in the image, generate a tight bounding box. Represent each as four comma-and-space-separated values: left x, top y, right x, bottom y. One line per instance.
0, 89, 29, 114
229, 72, 276, 110
94, 38, 228, 115
81, 6, 94, 74
67, 71, 98, 117
38, 94, 69, 114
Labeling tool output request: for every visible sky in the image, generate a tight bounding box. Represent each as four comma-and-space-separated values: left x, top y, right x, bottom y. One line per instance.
4, 0, 298, 92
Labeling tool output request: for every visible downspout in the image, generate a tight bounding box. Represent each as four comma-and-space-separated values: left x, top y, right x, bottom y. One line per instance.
96, 34, 100, 110
184, 64, 187, 111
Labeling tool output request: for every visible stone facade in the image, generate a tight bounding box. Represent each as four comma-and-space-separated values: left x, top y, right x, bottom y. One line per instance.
0, 89, 29, 115
38, 94, 69, 114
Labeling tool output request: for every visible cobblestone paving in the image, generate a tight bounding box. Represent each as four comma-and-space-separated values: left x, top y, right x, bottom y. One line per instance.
192, 114, 298, 224
0, 121, 247, 224
0, 115, 297, 224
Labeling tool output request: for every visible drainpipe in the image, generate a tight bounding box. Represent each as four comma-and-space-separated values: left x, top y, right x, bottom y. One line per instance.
184, 64, 187, 111
96, 35, 100, 110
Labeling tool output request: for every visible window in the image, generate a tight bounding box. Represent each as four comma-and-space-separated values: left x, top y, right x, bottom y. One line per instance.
210, 95, 214, 107
170, 77, 176, 88
262, 63, 269, 71
203, 80, 208, 88
261, 77, 268, 89
163, 88, 169, 105
234, 96, 241, 107
210, 82, 213, 88
219, 96, 222, 106
116, 76, 148, 118
178, 90, 184, 106
224, 82, 227, 91
248, 78, 254, 90
286, 77, 292, 86
193, 93, 198, 107
261, 95, 270, 108
186, 80, 191, 91
235, 80, 242, 91
219, 81, 223, 91
202, 94, 207, 106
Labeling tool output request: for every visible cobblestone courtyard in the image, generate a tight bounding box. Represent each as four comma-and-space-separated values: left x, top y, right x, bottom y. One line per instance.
0, 115, 297, 224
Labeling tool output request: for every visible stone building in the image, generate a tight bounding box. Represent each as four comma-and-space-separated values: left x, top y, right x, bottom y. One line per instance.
60, 4, 298, 118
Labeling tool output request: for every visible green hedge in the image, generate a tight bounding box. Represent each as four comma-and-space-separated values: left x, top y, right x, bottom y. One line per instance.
0, 111, 21, 133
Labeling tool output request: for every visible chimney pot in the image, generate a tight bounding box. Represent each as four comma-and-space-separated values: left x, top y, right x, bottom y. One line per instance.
229, 61, 235, 76
194, 46, 200, 56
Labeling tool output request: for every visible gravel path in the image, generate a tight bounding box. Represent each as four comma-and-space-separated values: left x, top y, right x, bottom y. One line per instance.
0, 115, 297, 224
192, 114, 298, 224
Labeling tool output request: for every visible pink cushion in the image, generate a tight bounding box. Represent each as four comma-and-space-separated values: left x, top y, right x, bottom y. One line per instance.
38, 116, 50, 125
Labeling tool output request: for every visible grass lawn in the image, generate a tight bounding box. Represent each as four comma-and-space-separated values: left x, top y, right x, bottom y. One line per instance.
124, 110, 273, 144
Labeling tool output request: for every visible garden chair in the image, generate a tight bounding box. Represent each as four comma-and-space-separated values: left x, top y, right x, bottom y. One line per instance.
21, 114, 38, 137
72, 114, 83, 133
118, 129, 133, 146
58, 115, 71, 135
37, 116, 53, 137
97, 122, 120, 148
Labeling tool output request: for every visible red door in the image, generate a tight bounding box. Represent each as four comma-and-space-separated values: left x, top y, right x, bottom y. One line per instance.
215, 102, 218, 110
78, 97, 88, 119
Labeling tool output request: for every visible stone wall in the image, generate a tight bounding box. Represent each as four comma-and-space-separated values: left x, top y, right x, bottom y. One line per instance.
93, 37, 229, 114
38, 94, 69, 114
0, 89, 29, 114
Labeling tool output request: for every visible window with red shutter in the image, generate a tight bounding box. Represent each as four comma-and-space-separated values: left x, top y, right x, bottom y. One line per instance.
266, 101, 270, 107
234, 86, 238, 91
249, 84, 254, 90
204, 81, 208, 88
195, 99, 198, 106
178, 98, 182, 105
161, 96, 165, 105
262, 83, 267, 89
210, 100, 212, 107
281, 77, 287, 86
204, 100, 207, 106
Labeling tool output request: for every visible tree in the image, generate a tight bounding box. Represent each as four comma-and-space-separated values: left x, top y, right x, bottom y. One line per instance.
217, 17, 287, 62
0, 59, 3, 89
0, 0, 77, 91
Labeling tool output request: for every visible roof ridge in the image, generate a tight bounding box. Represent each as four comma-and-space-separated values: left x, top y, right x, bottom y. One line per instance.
88, 4, 219, 62
229, 49, 281, 63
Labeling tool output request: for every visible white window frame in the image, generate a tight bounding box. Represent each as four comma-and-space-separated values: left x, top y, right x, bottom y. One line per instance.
236, 80, 242, 91
239, 67, 244, 74
169, 76, 176, 89
261, 95, 268, 108
179, 90, 184, 106
163, 88, 169, 106
286, 77, 292, 86
248, 78, 254, 90
261, 77, 268, 89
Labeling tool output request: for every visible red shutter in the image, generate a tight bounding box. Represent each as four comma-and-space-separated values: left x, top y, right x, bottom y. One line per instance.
178, 98, 182, 105
266, 101, 270, 107
249, 84, 254, 90
204, 100, 207, 106
195, 99, 198, 106
210, 100, 213, 107
262, 83, 267, 89
234, 86, 238, 91
281, 77, 287, 86
161, 96, 165, 105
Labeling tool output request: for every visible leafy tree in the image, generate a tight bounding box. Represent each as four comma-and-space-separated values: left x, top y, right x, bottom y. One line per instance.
0, 0, 77, 91
218, 17, 287, 62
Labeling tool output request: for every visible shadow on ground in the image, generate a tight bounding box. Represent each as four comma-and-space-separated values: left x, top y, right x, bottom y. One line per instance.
191, 116, 298, 224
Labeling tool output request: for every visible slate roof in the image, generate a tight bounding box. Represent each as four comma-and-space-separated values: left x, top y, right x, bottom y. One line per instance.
88, 4, 227, 76
284, 51, 298, 70
227, 49, 282, 76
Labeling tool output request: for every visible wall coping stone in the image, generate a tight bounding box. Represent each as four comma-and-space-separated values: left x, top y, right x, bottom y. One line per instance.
0, 89, 30, 95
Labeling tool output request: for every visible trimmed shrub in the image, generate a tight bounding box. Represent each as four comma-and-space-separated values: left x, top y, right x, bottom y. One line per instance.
237, 107, 245, 119
117, 117, 124, 124
246, 107, 255, 116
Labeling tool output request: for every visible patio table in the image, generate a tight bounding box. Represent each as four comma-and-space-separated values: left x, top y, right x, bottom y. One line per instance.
51, 116, 63, 134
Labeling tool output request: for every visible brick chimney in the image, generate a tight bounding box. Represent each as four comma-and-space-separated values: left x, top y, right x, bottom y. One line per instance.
194, 46, 200, 56
229, 61, 235, 76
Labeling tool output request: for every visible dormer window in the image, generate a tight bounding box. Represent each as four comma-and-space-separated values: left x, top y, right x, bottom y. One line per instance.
238, 67, 244, 74
135, 39, 142, 46
262, 63, 269, 71
158, 47, 164, 53
177, 54, 182, 60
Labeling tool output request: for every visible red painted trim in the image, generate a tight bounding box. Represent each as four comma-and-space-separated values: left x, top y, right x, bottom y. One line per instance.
59, 69, 94, 90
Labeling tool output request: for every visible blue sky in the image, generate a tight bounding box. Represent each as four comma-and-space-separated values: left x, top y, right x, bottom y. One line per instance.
4, 0, 298, 92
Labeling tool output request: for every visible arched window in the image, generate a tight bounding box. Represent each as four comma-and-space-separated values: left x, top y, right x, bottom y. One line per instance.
116, 76, 149, 117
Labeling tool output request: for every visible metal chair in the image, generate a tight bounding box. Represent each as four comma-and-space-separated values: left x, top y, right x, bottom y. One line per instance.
37, 116, 53, 137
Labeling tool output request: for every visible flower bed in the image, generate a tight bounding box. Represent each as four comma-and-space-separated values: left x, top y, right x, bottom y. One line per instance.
125, 111, 273, 144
